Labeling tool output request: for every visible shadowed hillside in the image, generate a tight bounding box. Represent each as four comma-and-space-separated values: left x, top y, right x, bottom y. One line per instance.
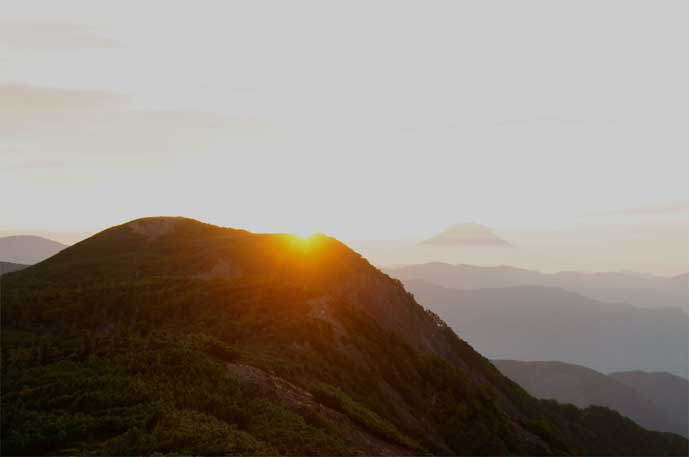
1, 217, 687, 456
494, 360, 687, 437
610, 371, 689, 438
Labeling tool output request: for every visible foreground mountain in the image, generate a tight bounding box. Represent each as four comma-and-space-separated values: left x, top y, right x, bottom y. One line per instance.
494, 360, 688, 437
610, 371, 689, 438
0, 261, 28, 276
387, 262, 689, 311
402, 279, 689, 378
0, 235, 67, 264
419, 223, 512, 247
2, 217, 686, 456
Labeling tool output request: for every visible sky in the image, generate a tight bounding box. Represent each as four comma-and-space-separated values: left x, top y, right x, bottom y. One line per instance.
1, 1, 688, 273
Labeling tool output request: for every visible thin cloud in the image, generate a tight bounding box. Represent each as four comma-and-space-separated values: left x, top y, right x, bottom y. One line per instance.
0, 160, 65, 172
0, 83, 271, 168
0, 20, 119, 51
495, 115, 589, 128
0, 83, 126, 113
593, 202, 689, 217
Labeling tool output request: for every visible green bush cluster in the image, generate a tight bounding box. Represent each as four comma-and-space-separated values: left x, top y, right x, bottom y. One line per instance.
1, 331, 357, 456
310, 382, 422, 451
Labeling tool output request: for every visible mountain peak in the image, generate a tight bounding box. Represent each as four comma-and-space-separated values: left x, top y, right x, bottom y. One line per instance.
29, 217, 355, 287
123, 216, 189, 238
419, 223, 512, 247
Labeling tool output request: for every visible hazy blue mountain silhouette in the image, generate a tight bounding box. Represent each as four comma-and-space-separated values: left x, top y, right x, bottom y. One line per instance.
402, 279, 689, 378
0, 235, 67, 264
418, 224, 512, 247
387, 262, 688, 311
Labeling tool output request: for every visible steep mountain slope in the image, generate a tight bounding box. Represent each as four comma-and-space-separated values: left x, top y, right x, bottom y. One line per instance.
2, 217, 687, 456
402, 279, 689, 377
610, 371, 689, 438
494, 360, 686, 437
0, 235, 67, 264
0, 261, 28, 276
387, 262, 689, 311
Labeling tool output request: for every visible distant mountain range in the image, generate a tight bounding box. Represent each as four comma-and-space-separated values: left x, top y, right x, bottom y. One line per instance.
401, 279, 689, 378
494, 360, 688, 437
387, 262, 689, 311
353, 223, 689, 278
0, 235, 67, 264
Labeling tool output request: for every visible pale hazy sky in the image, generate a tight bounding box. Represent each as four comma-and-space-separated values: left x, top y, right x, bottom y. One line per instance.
1, 1, 688, 256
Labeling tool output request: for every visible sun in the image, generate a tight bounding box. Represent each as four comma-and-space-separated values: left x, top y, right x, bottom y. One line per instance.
290, 231, 320, 253
292, 229, 315, 239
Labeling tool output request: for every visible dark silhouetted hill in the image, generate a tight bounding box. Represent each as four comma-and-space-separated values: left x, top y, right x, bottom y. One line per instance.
494, 360, 687, 437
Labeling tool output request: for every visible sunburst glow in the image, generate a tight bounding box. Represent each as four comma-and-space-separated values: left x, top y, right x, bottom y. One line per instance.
293, 230, 315, 239
289, 232, 321, 255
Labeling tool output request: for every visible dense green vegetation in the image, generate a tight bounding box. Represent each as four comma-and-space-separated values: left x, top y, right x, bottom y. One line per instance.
1, 330, 355, 456
2, 217, 687, 456
1, 277, 509, 455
